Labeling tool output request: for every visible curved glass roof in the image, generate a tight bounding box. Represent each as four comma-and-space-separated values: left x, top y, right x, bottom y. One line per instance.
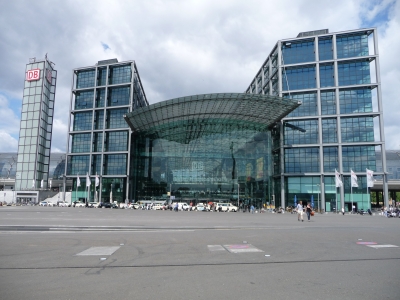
124, 93, 301, 144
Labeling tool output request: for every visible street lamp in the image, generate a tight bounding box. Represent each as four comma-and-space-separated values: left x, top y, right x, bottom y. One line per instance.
317, 184, 320, 213
237, 182, 240, 208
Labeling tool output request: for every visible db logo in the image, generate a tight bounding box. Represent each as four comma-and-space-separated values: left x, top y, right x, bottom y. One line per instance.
26, 69, 40, 81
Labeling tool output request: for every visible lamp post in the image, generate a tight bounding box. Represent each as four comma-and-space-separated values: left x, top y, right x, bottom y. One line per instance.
237, 182, 240, 208
317, 184, 320, 213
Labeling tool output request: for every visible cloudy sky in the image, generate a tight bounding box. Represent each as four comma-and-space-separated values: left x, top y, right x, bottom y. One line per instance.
0, 0, 399, 153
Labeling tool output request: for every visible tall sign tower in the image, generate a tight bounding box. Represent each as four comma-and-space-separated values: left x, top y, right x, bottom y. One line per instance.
15, 55, 57, 202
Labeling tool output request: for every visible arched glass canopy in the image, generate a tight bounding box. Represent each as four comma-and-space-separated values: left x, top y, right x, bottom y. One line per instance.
124, 93, 301, 206
124, 93, 301, 144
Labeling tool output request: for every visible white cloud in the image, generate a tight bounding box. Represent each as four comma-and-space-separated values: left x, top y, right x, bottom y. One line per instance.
0, 94, 21, 138
0, 131, 18, 152
0, 0, 398, 153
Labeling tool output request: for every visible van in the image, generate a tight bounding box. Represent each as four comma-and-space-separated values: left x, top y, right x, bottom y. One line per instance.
215, 203, 238, 212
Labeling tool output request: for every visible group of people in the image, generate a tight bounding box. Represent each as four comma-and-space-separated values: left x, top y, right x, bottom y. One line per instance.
296, 201, 313, 222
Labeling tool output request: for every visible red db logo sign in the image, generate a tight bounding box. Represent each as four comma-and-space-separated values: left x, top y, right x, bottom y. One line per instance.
26, 69, 40, 81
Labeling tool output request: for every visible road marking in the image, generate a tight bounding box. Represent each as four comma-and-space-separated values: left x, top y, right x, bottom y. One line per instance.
366, 244, 398, 249
223, 244, 264, 253
76, 246, 120, 256
356, 242, 377, 245
208, 245, 226, 251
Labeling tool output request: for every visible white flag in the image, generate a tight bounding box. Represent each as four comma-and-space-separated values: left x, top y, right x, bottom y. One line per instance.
32, 179, 35, 188
86, 173, 91, 187
95, 174, 99, 187
40, 179, 44, 188
49, 179, 52, 189
351, 169, 358, 188
366, 168, 374, 188
335, 169, 342, 188
77, 176, 81, 187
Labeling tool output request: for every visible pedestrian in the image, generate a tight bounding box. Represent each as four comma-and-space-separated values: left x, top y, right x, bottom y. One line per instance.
250, 205, 255, 214
296, 201, 304, 222
306, 203, 312, 221
341, 207, 345, 215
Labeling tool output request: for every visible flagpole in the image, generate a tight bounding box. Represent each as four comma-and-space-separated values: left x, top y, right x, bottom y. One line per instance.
76, 175, 78, 203
351, 184, 353, 214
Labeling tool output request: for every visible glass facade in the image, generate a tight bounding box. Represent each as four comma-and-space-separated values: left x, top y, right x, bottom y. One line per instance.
67, 59, 148, 203
124, 93, 299, 208
15, 58, 57, 190
133, 130, 271, 207
246, 28, 385, 211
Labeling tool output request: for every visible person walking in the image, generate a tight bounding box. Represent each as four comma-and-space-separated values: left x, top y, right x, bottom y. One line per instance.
296, 201, 304, 222
306, 203, 312, 221
250, 205, 255, 214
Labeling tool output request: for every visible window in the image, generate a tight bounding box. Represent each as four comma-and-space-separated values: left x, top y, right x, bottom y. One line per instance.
285, 92, 317, 117
74, 90, 94, 110
319, 64, 334, 87
321, 91, 336, 115
283, 65, 316, 91
109, 65, 131, 85
67, 155, 89, 175
103, 154, 127, 175
338, 61, 370, 86
105, 131, 128, 152
285, 148, 319, 172
284, 120, 318, 145
323, 147, 338, 172
76, 69, 95, 89
318, 37, 333, 61
97, 67, 107, 86
341, 117, 374, 142
108, 86, 130, 106
107, 109, 129, 129
336, 33, 368, 59
71, 133, 91, 153
73, 112, 92, 131
339, 88, 372, 114
322, 119, 337, 143
282, 39, 315, 64
342, 146, 376, 172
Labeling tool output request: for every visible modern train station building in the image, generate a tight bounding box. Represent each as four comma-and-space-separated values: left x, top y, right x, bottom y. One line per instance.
63, 27, 387, 211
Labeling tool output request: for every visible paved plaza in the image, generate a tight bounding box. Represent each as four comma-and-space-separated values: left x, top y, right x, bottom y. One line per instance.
0, 206, 399, 299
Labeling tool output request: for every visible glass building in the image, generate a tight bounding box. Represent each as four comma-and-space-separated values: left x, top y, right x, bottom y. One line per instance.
246, 28, 388, 211
124, 94, 300, 208
15, 56, 57, 193
65, 59, 148, 202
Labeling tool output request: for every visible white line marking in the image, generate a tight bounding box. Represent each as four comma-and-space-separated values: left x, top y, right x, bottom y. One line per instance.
367, 244, 398, 249
76, 246, 120, 256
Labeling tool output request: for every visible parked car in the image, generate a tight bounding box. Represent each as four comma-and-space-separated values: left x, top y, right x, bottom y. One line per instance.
39, 201, 48, 207
99, 202, 115, 208
196, 203, 208, 211
88, 202, 100, 208
47, 202, 56, 207
128, 203, 139, 209
178, 203, 190, 211
74, 202, 86, 208
57, 201, 70, 207
215, 203, 238, 212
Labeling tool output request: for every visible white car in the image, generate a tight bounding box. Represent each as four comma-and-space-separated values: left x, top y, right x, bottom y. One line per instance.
178, 203, 190, 211
152, 203, 165, 210
74, 202, 86, 208
58, 201, 70, 207
128, 203, 139, 209
88, 202, 100, 208
215, 203, 238, 212
196, 203, 207, 211
47, 202, 56, 207
39, 201, 48, 206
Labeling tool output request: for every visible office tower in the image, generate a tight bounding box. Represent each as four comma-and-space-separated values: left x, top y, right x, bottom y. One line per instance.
246, 28, 387, 211
65, 59, 148, 203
